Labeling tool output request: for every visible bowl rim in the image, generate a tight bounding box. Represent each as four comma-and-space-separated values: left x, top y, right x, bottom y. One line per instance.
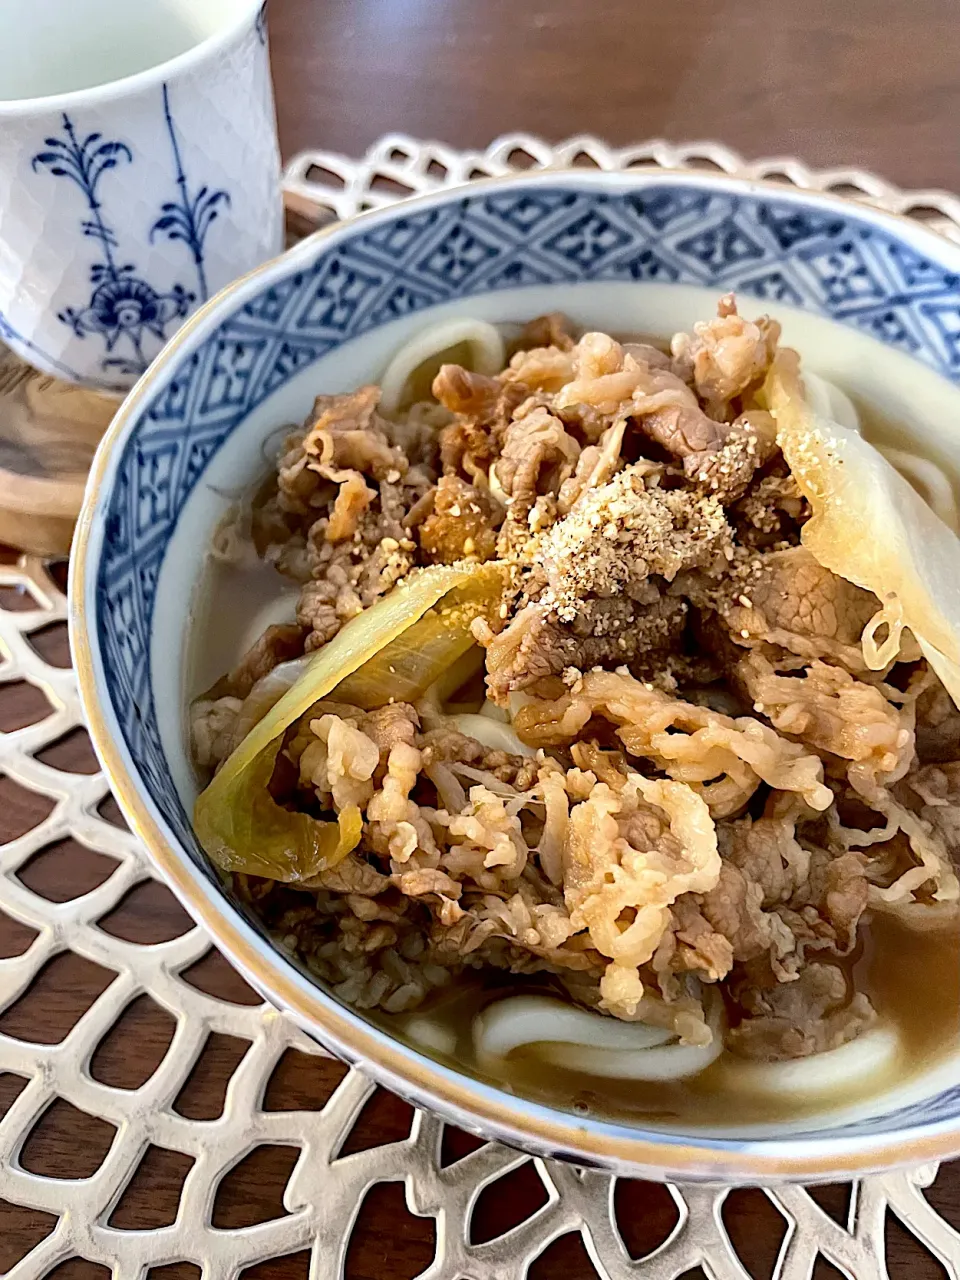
71, 165, 960, 1180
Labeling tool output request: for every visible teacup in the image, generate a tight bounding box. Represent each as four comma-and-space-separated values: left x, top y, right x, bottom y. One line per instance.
0, 0, 283, 392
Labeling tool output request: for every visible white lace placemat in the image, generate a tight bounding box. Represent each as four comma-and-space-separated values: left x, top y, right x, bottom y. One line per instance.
2, 136, 960, 1278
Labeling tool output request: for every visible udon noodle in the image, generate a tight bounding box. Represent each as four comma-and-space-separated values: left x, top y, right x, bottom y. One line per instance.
188, 296, 960, 1125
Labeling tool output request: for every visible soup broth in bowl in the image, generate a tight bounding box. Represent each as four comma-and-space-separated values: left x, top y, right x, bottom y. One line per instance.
73, 171, 960, 1177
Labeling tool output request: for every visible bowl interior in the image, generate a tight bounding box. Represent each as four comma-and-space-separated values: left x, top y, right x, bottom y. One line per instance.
79, 172, 960, 1175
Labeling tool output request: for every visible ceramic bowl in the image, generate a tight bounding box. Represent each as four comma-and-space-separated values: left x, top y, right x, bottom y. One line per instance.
72, 169, 960, 1181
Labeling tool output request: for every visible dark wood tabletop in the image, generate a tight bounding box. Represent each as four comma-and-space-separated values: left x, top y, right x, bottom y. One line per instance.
4, 0, 960, 1275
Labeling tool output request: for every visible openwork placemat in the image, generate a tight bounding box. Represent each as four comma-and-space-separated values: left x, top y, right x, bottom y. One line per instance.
2, 136, 960, 1278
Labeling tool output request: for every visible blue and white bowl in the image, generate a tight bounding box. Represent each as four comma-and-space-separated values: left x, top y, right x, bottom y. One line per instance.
72, 169, 960, 1181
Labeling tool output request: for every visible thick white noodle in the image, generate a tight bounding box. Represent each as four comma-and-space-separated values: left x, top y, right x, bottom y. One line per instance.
379, 319, 505, 417
539, 1035, 723, 1081
403, 1015, 458, 1056
474, 995, 726, 1082
474, 996, 675, 1059
716, 1026, 900, 1098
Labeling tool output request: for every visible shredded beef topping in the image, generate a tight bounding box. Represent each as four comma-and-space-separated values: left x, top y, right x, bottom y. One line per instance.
417, 475, 501, 564
534, 465, 732, 621
727, 963, 876, 1060
670, 292, 781, 420
191, 295, 960, 1066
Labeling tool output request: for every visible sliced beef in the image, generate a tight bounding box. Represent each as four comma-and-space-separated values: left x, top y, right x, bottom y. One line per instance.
485, 595, 690, 697
726, 962, 875, 1061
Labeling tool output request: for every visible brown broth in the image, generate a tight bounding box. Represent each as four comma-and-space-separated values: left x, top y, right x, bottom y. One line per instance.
187, 556, 296, 700
384, 915, 960, 1130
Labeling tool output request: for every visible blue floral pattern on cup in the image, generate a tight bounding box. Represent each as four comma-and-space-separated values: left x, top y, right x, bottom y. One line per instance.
90, 180, 960, 1148
150, 85, 232, 303
1, 3, 281, 392
32, 116, 192, 378
31, 88, 233, 379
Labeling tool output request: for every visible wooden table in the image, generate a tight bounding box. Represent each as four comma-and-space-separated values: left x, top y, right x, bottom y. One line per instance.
4, 0, 960, 1274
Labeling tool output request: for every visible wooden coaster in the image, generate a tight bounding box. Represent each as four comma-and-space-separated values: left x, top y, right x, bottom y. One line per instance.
0, 343, 118, 556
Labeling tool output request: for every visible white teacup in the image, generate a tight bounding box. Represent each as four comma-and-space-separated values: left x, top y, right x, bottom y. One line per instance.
0, 0, 283, 392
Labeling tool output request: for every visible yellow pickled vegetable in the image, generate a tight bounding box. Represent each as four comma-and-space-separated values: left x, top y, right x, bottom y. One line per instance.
194, 561, 508, 882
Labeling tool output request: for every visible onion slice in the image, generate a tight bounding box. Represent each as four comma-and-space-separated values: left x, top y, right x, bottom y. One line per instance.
802, 373, 959, 532
801, 371, 861, 432
766, 351, 960, 705
194, 561, 508, 881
